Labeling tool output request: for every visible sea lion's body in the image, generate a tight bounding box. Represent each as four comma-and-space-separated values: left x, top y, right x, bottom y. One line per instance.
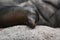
0, 6, 27, 27
0, 6, 37, 29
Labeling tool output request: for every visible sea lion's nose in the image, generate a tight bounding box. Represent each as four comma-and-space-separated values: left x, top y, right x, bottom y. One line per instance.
27, 22, 36, 29
27, 16, 36, 29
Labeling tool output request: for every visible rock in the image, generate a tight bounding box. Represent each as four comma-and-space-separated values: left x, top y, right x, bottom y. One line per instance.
0, 25, 60, 40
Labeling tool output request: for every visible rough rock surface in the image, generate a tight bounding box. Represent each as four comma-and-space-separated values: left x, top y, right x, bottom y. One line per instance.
0, 25, 60, 40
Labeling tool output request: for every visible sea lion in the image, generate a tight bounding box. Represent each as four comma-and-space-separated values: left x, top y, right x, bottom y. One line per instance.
0, 0, 28, 6
0, 6, 38, 29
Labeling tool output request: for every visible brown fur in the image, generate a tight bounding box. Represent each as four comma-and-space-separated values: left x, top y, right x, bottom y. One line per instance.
0, 6, 36, 29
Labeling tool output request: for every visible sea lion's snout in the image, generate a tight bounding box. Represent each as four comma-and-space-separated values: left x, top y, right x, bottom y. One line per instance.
27, 16, 36, 29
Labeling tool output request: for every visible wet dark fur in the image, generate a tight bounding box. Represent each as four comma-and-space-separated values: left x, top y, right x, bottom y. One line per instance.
0, 6, 37, 29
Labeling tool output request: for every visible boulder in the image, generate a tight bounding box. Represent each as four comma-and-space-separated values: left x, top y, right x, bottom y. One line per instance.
0, 25, 60, 40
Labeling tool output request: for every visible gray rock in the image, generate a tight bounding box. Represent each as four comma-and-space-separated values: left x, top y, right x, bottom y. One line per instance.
0, 25, 60, 40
